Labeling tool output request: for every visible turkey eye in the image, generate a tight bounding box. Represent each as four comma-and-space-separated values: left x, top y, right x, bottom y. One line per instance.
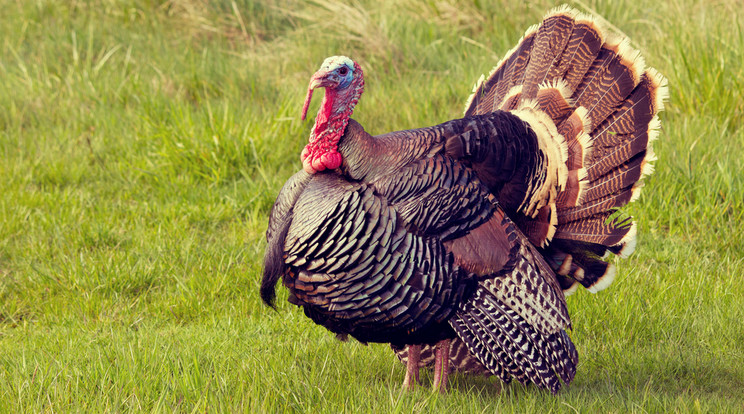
338, 67, 349, 76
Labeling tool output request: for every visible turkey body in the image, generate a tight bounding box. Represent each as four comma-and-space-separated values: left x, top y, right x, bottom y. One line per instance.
264, 113, 578, 391
262, 5, 666, 394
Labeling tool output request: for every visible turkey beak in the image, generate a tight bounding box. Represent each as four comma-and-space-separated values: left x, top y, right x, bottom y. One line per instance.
301, 70, 335, 121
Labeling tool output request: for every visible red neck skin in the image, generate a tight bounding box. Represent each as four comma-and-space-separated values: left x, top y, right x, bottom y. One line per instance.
301, 65, 363, 174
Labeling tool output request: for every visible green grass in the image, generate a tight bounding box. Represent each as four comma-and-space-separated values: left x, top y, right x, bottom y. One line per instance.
1, 0, 743, 412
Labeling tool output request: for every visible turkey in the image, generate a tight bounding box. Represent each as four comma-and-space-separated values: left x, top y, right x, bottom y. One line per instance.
262, 5, 667, 394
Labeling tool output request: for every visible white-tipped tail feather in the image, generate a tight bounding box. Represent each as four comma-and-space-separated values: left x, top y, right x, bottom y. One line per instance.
586, 263, 616, 293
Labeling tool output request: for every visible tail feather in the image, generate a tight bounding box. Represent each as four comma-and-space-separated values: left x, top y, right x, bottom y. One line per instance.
519, 8, 577, 101
555, 107, 592, 208
557, 106, 592, 172
563, 249, 616, 292
541, 239, 619, 293
587, 73, 664, 180
580, 155, 645, 205
464, 31, 537, 116
499, 85, 524, 111
556, 19, 605, 91
554, 211, 632, 246
558, 187, 635, 224
573, 39, 645, 130
555, 167, 588, 207
513, 204, 557, 247
536, 80, 576, 126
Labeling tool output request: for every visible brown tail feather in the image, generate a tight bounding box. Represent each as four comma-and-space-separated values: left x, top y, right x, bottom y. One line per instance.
573, 39, 644, 130
499, 86, 523, 111
519, 10, 577, 101
557, 107, 592, 171
536, 81, 576, 126
580, 155, 645, 204
513, 204, 557, 247
557, 198, 633, 233
556, 19, 605, 91
555, 211, 632, 246
587, 72, 664, 180
464, 32, 536, 116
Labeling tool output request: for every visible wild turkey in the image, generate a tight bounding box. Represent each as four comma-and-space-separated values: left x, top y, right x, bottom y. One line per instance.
262, 5, 667, 394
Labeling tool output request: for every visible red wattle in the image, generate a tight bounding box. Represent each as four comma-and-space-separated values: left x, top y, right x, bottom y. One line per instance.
321, 151, 342, 170
302, 158, 315, 174
311, 155, 326, 172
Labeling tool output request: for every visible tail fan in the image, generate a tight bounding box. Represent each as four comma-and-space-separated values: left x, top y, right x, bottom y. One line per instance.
464, 5, 667, 293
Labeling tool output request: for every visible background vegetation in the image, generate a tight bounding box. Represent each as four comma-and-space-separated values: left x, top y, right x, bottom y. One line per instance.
1, 0, 742, 411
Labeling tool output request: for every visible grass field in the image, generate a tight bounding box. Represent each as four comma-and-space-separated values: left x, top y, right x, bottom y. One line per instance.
1, 0, 743, 412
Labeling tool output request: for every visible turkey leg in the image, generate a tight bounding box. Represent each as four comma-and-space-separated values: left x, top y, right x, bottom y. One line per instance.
402, 344, 421, 390
432, 339, 451, 392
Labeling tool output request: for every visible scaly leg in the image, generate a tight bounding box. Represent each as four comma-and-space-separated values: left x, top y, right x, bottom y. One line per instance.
432, 339, 451, 392
402, 344, 421, 390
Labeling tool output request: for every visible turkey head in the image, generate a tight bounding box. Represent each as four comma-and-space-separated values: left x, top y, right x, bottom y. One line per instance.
300, 56, 364, 174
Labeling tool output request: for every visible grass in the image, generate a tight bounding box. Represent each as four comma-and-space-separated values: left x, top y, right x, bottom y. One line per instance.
1, 0, 743, 411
